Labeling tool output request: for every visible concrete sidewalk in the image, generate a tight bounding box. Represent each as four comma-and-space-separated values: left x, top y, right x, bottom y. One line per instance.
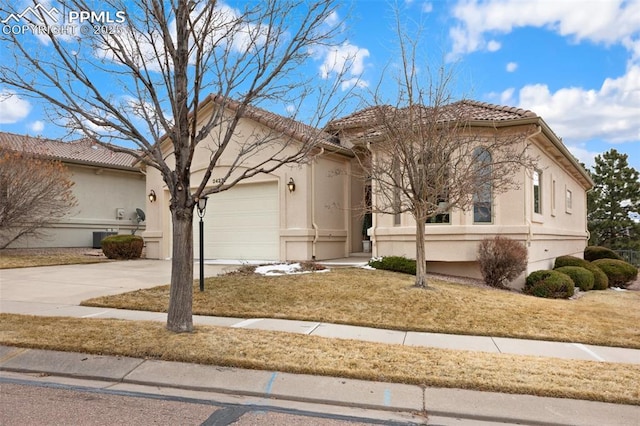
1, 345, 639, 425
1, 259, 640, 424
1, 259, 638, 364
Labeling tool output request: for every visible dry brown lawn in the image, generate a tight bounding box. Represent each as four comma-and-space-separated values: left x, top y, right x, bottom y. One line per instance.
82, 268, 640, 349
1, 314, 638, 405
0, 248, 109, 269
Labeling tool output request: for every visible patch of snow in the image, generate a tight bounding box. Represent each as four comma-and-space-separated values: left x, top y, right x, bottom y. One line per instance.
360, 264, 376, 270
611, 287, 628, 292
203, 259, 277, 265
254, 263, 330, 276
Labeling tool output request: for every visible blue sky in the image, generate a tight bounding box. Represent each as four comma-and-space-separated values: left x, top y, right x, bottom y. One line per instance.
1, 0, 638, 172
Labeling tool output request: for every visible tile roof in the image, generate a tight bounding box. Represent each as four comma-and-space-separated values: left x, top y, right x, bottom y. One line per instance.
202, 95, 343, 149
0, 132, 139, 169
326, 100, 537, 130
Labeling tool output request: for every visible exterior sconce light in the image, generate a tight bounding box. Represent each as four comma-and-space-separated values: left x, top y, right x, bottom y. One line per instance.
287, 177, 296, 193
148, 190, 157, 203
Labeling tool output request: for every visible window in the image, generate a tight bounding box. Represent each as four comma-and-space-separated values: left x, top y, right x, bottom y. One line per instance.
473, 148, 492, 223
533, 170, 542, 214
426, 198, 450, 224
551, 176, 556, 217
566, 188, 573, 213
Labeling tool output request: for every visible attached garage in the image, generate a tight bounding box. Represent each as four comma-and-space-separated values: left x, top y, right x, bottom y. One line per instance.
193, 181, 279, 261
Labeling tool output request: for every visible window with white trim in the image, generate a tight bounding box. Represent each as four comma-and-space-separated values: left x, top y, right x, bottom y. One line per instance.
533, 170, 542, 214
473, 147, 492, 223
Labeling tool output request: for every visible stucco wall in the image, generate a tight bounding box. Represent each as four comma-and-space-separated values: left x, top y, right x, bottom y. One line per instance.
143, 107, 354, 262
370, 129, 591, 289
9, 164, 146, 248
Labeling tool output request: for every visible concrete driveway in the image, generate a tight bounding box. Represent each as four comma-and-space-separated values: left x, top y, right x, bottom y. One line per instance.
0, 260, 230, 314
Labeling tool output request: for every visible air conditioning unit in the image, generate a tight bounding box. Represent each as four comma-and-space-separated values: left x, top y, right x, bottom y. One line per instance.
116, 208, 125, 220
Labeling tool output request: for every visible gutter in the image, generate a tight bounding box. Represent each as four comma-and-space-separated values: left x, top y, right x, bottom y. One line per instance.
524, 124, 543, 247
366, 141, 376, 256
311, 147, 325, 259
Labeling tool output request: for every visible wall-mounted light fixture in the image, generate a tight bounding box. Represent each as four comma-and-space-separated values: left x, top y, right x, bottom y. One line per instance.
148, 190, 157, 203
287, 177, 296, 193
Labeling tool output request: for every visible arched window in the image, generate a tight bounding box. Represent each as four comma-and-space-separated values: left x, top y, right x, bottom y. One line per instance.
473, 148, 492, 223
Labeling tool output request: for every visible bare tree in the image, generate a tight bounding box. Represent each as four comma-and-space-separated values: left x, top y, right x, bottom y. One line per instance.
0, 0, 352, 331
0, 148, 77, 249
354, 11, 536, 288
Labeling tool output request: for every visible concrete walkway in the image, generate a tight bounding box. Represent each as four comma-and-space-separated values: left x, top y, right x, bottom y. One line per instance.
1, 259, 638, 364
1, 259, 640, 424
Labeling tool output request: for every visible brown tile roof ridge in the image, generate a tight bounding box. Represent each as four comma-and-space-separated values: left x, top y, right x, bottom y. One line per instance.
456, 100, 538, 120
204, 94, 342, 148
327, 100, 538, 130
0, 131, 139, 169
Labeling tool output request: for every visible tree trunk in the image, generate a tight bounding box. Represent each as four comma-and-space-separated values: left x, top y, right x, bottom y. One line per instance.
414, 217, 429, 288
166, 206, 194, 332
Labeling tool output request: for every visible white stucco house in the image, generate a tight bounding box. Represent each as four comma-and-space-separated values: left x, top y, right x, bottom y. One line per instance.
142, 98, 593, 288
326, 101, 594, 286
0, 132, 146, 248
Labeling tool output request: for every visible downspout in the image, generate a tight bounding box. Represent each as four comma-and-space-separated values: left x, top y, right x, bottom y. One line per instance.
366, 141, 376, 257
311, 147, 325, 260
524, 124, 542, 248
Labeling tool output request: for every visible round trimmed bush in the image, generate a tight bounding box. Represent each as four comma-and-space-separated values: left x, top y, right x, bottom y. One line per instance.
592, 258, 638, 288
101, 234, 144, 260
524, 270, 575, 299
584, 246, 622, 262
554, 255, 588, 269
553, 255, 608, 290
554, 266, 594, 291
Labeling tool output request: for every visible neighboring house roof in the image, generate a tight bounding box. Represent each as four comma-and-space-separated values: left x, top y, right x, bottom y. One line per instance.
0, 131, 139, 171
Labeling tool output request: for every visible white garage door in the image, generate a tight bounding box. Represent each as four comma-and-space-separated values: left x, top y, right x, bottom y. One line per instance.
193, 181, 279, 260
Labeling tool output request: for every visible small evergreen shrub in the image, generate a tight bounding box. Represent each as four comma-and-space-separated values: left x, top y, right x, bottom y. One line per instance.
584, 246, 622, 262
368, 256, 416, 275
524, 270, 575, 299
592, 259, 638, 288
101, 234, 144, 260
553, 255, 588, 269
477, 236, 528, 288
554, 266, 594, 291
553, 255, 608, 290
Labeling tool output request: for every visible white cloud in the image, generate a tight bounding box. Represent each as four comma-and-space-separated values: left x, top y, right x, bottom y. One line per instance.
319, 42, 370, 89
448, 0, 640, 59
29, 120, 45, 133
565, 145, 601, 170
517, 65, 640, 144
324, 11, 340, 27
486, 40, 501, 51
0, 90, 31, 124
506, 62, 518, 72
422, 2, 433, 13
341, 77, 369, 91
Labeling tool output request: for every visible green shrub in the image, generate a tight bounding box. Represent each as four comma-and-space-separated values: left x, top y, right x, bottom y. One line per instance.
553, 255, 608, 290
101, 234, 144, 260
524, 270, 575, 299
592, 259, 638, 288
584, 246, 622, 262
477, 236, 528, 288
368, 256, 416, 275
554, 266, 594, 291
553, 255, 588, 268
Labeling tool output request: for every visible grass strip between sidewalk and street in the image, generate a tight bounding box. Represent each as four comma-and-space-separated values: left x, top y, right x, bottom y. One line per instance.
82, 268, 640, 349
1, 313, 638, 406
